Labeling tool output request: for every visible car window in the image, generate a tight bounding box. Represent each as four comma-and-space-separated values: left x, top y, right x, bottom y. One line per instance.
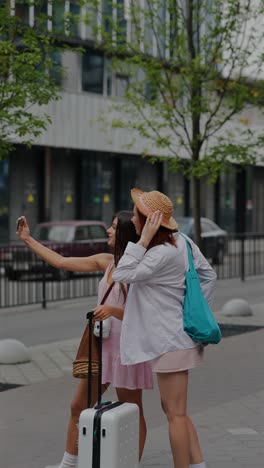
34, 225, 74, 242
34, 226, 49, 241
74, 226, 91, 241
89, 225, 107, 240
201, 220, 216, 233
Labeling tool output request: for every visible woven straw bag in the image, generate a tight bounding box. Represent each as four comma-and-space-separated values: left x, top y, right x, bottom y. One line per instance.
72, 282, 115, 379
73, 359, 100, 379
72, 320, 100, 378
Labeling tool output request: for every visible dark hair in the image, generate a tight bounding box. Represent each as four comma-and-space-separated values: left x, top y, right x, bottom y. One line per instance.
114, 210, 139, 266
113, 210, 139, 302
136, 209, 177, 249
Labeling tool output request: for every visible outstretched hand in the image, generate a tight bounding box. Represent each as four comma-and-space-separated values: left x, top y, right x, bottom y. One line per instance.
139, 210, 163, 248
16, 216, 30, 242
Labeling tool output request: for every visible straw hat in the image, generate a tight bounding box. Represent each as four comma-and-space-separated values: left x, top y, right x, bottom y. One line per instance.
131, 188, 178, 231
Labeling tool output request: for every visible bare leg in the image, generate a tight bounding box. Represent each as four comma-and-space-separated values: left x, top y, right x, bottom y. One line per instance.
187, 416, 203, 464
65, 378, 109, 455
116, 387, 147, 461
157, 370, 202, 468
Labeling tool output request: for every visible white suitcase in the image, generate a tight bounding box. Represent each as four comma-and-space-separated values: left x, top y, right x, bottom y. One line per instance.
78, 310, 139, 468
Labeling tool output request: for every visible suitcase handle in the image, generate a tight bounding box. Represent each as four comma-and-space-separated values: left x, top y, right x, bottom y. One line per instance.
86, 281, 115, 408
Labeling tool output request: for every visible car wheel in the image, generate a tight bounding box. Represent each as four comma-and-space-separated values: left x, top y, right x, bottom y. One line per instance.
212, 247, 224, 265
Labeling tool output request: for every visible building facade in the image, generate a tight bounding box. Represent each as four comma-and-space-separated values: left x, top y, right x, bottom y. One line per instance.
0, 1, 263, 242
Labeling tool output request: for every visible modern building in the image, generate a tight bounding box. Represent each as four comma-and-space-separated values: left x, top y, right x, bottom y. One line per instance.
0, 1, 263, 242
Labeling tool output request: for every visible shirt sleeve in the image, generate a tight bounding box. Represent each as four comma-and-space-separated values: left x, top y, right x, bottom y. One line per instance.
190, 239, 217, 306
112, 241, 165, 283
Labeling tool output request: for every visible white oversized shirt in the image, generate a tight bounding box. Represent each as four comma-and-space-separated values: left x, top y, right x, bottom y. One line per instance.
112, 233, 217, 365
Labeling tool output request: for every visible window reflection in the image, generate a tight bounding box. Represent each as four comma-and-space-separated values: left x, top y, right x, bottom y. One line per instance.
82, 50, 104, 94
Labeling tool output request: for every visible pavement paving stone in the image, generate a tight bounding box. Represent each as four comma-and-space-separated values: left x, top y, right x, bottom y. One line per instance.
0, 339, 79, 385
2, 276, 264, 467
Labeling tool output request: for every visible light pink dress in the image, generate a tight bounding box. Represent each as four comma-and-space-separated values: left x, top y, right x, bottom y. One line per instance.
98, 264, 153, 390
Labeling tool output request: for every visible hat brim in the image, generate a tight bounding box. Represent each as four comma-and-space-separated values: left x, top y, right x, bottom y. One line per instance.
131, 188, 178, 231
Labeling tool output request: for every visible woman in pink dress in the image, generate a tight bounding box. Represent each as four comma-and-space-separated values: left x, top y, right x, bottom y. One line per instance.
16, 211, 153, 468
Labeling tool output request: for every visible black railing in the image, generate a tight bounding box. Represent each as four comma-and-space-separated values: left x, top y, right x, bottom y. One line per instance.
213, 233, 264, 281
0, 233, 264, 308
0, 242, 104, 308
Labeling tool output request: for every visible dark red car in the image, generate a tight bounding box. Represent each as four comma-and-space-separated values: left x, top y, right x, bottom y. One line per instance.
3, 220, 109, 280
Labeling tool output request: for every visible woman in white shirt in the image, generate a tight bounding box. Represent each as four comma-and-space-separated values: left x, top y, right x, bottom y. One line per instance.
113, 188, 217, 468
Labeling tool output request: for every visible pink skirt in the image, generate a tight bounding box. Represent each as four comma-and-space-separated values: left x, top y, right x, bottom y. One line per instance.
151, 346, 204, 373
102, 351, 153, 390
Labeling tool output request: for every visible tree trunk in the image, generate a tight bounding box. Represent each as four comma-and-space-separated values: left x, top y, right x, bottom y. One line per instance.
192, 175, 202, 249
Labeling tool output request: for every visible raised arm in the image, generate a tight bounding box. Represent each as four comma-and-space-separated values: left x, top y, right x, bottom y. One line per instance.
113, 211, 164, 283
113, 241, 166, 283
16, 216, 112, 273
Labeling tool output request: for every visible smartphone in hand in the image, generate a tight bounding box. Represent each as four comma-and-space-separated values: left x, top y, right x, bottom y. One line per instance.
16, 217, 23, 231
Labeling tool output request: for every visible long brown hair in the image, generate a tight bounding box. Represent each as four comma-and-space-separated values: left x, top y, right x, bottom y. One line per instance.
136, 209, 177, 249
113, 210, 139, 301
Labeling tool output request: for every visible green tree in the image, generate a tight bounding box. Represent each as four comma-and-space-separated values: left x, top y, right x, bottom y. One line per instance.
0, 0, 73, 160
85, 0, 264, 245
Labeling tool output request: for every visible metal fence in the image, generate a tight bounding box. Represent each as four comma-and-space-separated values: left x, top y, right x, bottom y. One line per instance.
0, 233, 264, 308
213, 233, 264, 281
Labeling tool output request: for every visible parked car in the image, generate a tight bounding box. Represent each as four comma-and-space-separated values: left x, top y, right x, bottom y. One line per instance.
3, 220, 109, 280
177, 217, 227, 264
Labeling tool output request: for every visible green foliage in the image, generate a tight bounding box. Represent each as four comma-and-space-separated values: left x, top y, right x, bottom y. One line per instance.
83, 0, 264, 182
0, 0, 70, 159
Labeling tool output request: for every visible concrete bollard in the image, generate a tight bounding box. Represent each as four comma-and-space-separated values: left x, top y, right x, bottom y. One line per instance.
0, 339, 31, 364
222, 299, 253, 317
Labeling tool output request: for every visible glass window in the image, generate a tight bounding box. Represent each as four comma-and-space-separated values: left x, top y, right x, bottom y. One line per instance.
245, 167, 253, 232
53, 1, 65, 33
34, 225, 74, 242
82, 50, 104, 94
117, 0, 127, 45
219, 169, 236, 231
119, 158, 139, 210
49, 51, 62, 86
34, 0, 48, 28
89, 225, 107, 239
74, 226, 90, 241
105, 58, 113, 96
157, 1, 166, 59
81, 153, 116, 227
102, 0, 113, 36
16, 1, 29, 24
0, 160, 9, 242
168, 171, 185, 217
69, 0, 80, 37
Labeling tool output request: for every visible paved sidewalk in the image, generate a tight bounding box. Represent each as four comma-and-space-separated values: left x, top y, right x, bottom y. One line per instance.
1, 327, 264, 468
1, 281, 264, 386
1, 301, 264, 386
0, 337, 79, 385
1, 276, 264, 467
